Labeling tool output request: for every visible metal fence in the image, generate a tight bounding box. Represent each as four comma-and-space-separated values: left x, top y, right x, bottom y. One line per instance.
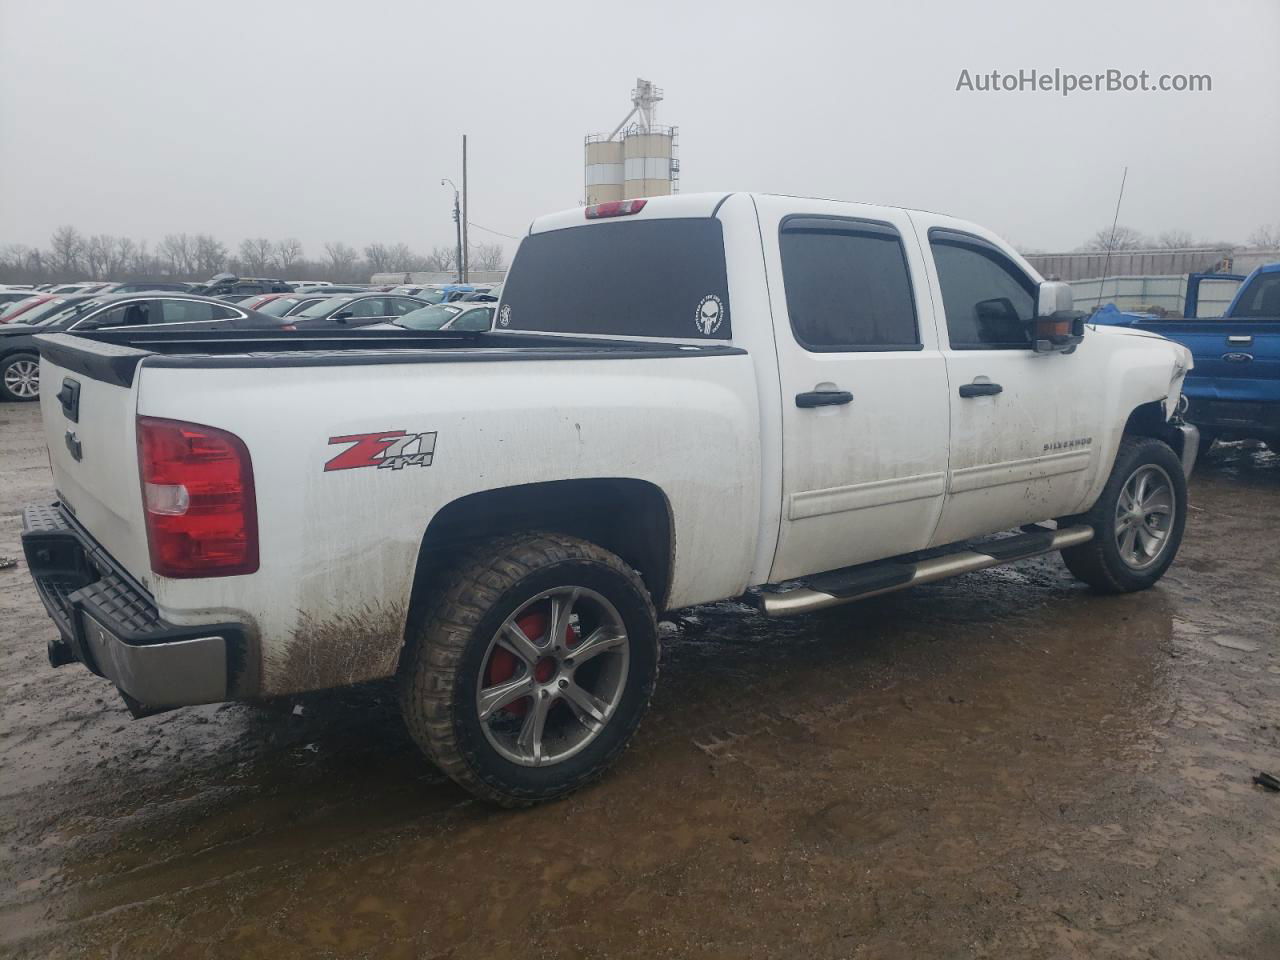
1026, 247, 1233, 282
1068, 274, 1243, 317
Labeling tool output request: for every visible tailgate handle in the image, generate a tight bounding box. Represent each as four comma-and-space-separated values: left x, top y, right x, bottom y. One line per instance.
57, 378, 81, 423
1227, 335, 1252, 344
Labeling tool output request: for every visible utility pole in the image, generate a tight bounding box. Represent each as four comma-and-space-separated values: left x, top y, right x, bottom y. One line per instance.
441, 178, 462, 283
461, 135, 469, 283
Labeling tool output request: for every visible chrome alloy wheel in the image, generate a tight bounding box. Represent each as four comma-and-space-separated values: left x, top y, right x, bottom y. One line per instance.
3, 359, 39, 399
476, 586, 630, 767
1114, 463, 1176, 570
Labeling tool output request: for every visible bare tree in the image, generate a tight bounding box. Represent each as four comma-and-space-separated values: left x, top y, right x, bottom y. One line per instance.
1249, 225, 1280, 248
470, 242, 505, 271
84, 234, 117, 278
323, 241, 358, 277
1155, 229, 1194, 249
1082, 225, 1147, 253
160, 233, 197, 276
114, 238, 137, 276
129, 239, 154, 276
238, 237, 275, 275
276, 237, 304, 273
427, 245, 457, 273
363, 242, 392, 274
387, 242, 430, 273
50, 225, 86, 276
193, 234, 228, 275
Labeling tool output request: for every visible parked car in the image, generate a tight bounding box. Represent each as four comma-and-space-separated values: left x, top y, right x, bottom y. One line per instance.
238, 286, 372, 312
0, 292, 292, 401
20, 192, 1196, 806
286, 292, 429, 329
0, 293, 57, 323
47, 282, 110, 295
191, 273, 293, 299
369, 302, 495, 332
96, 281, 195, 294
0, 290, 38, 310
1092, 262, 1279, 453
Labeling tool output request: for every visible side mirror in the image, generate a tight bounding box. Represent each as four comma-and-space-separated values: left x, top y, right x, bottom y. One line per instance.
333, 311, 353, 322
1033, 281, 1086, 353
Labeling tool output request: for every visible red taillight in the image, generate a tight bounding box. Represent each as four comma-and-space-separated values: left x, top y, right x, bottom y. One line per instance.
585, 198, 647, 219
137, 417, 258, 578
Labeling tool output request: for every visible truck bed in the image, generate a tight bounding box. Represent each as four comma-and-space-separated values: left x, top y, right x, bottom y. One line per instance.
37, 329, 744, 386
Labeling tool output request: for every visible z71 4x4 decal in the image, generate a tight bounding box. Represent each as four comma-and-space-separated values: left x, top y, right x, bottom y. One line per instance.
324, 430, 437, 472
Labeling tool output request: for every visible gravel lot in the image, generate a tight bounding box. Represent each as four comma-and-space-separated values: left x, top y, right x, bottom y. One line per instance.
1, 399, 1278, 959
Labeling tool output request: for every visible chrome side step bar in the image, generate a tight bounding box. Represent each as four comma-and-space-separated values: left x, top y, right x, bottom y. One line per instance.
759, 524, 1095, 618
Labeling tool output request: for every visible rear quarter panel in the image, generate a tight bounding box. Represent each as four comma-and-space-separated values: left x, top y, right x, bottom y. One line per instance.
136, 354, 761, 696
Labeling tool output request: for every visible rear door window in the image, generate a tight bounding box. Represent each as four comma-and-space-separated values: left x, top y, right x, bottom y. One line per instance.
158, 300, 232, 324
350, 297, 388, 318
779, 217, 920, 351
499, 217, 731, 339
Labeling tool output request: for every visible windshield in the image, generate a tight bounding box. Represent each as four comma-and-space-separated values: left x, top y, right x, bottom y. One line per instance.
10, 297, 99, 326
0, 296, 40, 318
258, 297, 307, 317
295, 296, 352, 318
392, 304, 463, 330
499, 218, 731, 339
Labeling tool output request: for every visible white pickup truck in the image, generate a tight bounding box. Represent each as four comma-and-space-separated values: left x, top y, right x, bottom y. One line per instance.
22, 193, 1197, 805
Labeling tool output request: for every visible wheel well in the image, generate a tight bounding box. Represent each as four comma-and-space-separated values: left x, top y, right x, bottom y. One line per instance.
1123, 400, 1182, 455
408, 479, 674, 624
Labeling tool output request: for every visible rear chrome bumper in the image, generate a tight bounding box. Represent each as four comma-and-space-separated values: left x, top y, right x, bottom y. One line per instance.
21, 503, 240, 714
1174, 422, 1199, 479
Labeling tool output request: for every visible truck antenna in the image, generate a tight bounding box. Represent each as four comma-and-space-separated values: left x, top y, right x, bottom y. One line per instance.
1095, 165, 1129, 310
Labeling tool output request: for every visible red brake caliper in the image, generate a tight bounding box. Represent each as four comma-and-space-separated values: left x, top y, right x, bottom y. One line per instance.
484, 607, 578, 717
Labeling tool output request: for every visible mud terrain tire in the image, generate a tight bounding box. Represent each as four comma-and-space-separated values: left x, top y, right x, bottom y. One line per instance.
1061, 437, 1187, 594
398, 532, 658, 807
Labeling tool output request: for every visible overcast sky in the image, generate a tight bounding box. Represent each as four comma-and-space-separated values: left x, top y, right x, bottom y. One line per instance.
1, 0, 1277, 261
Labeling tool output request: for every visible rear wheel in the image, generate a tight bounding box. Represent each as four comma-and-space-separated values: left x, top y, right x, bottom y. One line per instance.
1060, 437, 1187, 593
399, 532, 658, 806
0, 353, 39, 402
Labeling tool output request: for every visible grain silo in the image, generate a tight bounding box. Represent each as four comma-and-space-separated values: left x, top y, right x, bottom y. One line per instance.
584, 78, 679, 204
584, 137, 624, 204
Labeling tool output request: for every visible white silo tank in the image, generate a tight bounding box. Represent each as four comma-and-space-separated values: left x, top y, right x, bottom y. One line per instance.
584, 137, 624, 204
623, 128, 674, 200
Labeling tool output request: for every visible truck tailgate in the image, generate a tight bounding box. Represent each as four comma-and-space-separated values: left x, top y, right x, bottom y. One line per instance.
37, 340, 153, 586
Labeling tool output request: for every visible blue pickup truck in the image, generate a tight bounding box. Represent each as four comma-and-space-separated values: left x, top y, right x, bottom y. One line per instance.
1094, 263, 1280, 454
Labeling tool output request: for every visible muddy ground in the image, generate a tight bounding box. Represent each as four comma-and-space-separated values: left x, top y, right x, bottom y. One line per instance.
1, 400, 1278, 959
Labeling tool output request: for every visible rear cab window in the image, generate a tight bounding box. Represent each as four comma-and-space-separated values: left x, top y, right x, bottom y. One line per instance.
1231, 272, 1280, 320
497, 218, 731, 339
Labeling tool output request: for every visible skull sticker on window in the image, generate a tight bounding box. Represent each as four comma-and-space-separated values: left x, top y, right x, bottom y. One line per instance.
695, 294, 724, 336
498, 304, 512, 327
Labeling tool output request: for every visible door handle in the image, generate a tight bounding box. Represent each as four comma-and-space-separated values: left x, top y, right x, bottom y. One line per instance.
795, 390, 853, 408
958, 382, 1003, 398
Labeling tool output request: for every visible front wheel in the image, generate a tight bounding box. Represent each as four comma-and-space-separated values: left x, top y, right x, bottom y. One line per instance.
1060, 437, 1188, 593
0, 353, 40, 402
399, 532, 659, 806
